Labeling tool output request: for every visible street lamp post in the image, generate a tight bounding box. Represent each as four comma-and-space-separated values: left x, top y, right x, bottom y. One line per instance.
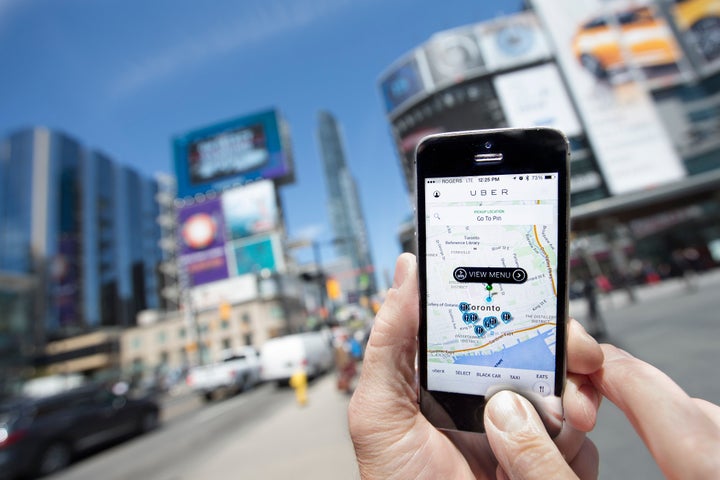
290, 236, 352, 325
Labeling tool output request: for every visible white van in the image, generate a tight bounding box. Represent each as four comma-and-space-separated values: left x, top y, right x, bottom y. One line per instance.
260, 331, 334, 385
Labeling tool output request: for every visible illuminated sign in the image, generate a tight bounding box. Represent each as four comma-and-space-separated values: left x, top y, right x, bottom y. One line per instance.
532, 0, 686, 194
221, 180, 278, 240
178, 197, 229, 286
379, 53, 429, 114
173, 109, 293, 199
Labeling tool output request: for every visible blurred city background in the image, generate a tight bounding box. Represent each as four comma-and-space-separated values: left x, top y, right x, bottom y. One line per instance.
1, 0, 720, 478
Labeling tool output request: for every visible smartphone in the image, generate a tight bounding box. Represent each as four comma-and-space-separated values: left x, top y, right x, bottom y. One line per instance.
415, 128, 569, 436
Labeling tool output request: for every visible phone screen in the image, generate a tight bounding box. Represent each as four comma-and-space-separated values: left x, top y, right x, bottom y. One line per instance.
423, 172, 560, 398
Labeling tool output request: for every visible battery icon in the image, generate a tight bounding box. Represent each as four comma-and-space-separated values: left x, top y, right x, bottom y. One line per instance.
544, 175, 553, 179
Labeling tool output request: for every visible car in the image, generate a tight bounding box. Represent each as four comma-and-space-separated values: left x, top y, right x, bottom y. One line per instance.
0, 383, 160, 479
186, 346, 261, 402
260, 332, 334, 386
572, 5, 681, 79
672, 0, 720, 62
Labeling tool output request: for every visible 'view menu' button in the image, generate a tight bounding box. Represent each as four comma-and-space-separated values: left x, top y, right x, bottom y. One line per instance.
453, 267, 527, 284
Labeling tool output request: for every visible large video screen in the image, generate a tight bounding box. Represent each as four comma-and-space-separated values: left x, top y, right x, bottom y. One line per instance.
174, 109, 293, 198
177, 197, 229, 287
188, 124, 268, 185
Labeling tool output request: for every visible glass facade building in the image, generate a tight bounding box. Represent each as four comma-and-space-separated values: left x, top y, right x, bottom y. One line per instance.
316, 111, 377, 295
0, 127, 163, 371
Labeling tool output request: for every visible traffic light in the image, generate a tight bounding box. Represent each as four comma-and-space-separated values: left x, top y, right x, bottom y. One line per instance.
326, 278, 341, 300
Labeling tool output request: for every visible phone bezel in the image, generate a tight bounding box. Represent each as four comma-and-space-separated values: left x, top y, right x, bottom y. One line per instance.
415, 127, 570, 434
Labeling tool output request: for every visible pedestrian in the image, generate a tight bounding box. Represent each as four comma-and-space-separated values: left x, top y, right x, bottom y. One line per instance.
583, 277, 606, 338
334, 332, 357, 394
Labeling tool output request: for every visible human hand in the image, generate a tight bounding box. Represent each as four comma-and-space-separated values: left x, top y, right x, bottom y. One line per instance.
348, 253, 604, 479
588, 344, 720, 479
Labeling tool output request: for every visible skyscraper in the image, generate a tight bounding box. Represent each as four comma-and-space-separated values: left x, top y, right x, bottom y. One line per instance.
316, 111, 376, 296
0, 127, 164, 357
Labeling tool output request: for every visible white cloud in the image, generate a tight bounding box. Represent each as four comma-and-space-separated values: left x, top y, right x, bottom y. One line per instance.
110, 0, 354, 98
290, 224, 327, 244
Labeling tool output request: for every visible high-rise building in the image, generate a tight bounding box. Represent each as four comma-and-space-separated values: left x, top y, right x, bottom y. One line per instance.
380, 4, 720, 279
316, 110, 376, 296
0, 127, 164, 376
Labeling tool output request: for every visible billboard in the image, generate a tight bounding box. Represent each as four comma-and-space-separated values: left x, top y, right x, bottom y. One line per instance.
476, 11, 553, 71
493, 63, 582, 136
424, 25, 486, 88
221, 180, 278, 240
665, 0, 720, 76
380, 12, 552, 118
231, 233, 284, 276
178, 197, 229, 287
379, 52, 430, 114
532, 0, 687, 194
190, 275, 258, 312
173, 109, 293, 199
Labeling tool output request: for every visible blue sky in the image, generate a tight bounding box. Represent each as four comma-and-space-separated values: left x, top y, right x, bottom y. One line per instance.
0, 0, 522, 290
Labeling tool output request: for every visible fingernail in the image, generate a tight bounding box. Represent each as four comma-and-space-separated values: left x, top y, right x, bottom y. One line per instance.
486, 391, 531, 433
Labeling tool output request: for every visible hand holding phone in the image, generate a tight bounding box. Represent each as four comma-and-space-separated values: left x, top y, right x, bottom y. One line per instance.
415, 128, 570, 436
348, 253, 603, 479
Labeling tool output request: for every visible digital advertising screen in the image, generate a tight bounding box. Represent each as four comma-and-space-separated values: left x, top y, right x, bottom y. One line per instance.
531, 0, 687, 194
493, 63, 582, 137
423, 25, 486, 88
666, 0, 720, 76
174, 109, 293, 199
221, 180, 278, 241
476, 11, 552, 72
178, 197, 229, 287
232, 234, 284, 276
379, 53, 429, 115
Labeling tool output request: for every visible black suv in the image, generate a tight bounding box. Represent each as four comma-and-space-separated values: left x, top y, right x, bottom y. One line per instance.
0, 383, 160, 479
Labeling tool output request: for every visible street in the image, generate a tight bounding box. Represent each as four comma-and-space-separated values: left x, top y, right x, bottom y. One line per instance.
578, 270, 720, 479
50, 271, 720, 480
52, 375, 358, 480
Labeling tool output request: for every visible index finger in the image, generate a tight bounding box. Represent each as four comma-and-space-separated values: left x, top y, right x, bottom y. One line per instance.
590, 344, 720, 478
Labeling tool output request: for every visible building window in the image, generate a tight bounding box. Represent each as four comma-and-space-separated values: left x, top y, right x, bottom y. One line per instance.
240, 313, 252, 346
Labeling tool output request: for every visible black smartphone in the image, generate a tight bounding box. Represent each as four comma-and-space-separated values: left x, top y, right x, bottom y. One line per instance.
415, 128, 569, 436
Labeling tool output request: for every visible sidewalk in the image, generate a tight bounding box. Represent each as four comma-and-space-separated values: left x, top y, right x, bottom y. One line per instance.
181, 373, 360, 479
569, 268, 720, 323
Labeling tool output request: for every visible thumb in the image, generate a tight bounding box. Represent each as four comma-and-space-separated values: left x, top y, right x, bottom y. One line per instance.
349, 253, 419, 424
484, 391, 577, 480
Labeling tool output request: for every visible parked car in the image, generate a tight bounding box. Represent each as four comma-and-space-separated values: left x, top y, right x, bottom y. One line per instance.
0, 383, 160, 479
186, 346, 261, 402
260, 331, 334, 386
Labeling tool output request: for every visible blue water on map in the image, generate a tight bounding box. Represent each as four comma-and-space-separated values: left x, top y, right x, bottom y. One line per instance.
453, 329, 555, 371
